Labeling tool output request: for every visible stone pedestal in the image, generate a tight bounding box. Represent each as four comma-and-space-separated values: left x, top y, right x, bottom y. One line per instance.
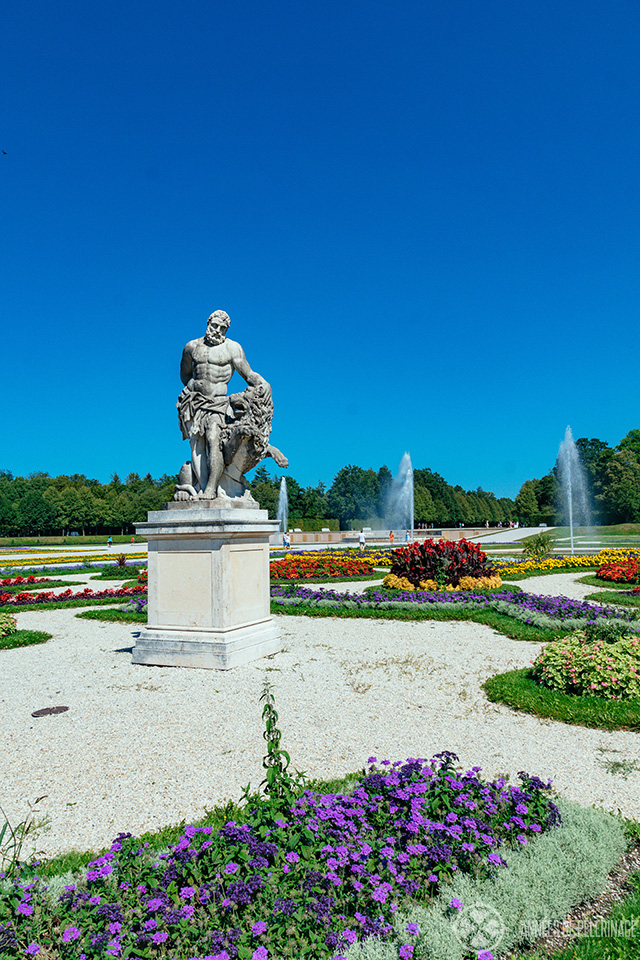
132, 503, 281, 669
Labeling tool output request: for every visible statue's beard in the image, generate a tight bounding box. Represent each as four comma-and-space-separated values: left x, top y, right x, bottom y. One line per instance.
205, 330, 226, 346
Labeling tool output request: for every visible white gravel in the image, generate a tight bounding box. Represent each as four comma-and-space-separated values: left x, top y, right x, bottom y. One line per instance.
2, 571, 640, 861
504, 570, 605, 602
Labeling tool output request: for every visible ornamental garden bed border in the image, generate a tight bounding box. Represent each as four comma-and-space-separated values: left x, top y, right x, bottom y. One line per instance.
0, 596, 148, 614
483, 668, 640, 732
585, 591, 640, 609
576, 575, 634, 590
0, 629, 52, 651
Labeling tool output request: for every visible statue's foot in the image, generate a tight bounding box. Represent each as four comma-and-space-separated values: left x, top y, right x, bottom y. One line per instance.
174, 485, 198, 501
200, 486, 218, 500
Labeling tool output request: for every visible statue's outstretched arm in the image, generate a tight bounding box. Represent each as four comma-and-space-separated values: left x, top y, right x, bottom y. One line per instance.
267, 445, 288, 468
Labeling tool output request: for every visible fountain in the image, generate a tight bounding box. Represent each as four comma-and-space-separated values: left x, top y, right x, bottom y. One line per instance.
557, 426, 591, 555
276, 477, 289, 542
386, 452, 414, 536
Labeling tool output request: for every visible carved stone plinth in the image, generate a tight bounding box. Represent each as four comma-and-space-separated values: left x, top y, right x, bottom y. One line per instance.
132, 504, 281, 670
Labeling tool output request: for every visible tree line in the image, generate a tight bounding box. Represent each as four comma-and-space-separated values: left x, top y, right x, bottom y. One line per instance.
250, 464, 516, 529
0, 463, 516, 537
514, 429, 640, 525
3, 430, 638, 537
0, 471, 177, 537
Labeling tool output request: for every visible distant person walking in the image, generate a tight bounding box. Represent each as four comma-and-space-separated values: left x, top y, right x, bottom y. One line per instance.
359, 529, 366, 554
107, 535, 113, 549
389, 530, 395, 545
405, 530, 410, 542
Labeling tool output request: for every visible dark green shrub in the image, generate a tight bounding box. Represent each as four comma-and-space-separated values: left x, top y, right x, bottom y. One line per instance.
522, 532, 555, 558
532, 631, 640, 700
389, 538, 495, 587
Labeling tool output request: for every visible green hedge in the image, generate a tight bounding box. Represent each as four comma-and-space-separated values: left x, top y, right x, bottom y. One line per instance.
283, 517, 339, 532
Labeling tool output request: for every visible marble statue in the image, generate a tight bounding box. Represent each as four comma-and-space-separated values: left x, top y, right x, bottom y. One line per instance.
174, 310, 288, 502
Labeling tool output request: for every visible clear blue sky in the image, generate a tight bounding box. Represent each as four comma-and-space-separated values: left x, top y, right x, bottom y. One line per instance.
3, 1, 639, 498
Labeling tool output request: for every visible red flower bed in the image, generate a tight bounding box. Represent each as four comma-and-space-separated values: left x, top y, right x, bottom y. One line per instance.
270, 554, 374, 580
389, 538, 495, 588
1, 575, 50, 586
0, 585, 147, 607
596, 558, 640, 584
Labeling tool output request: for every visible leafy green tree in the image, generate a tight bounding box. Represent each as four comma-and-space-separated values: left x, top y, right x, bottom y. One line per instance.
601, 450, 640, 523
250, 466, 280, 518
376, 465, 393, 517
327, 466, 380, 527
17, 490, 58, 534
618, 429, 640, 464
515, 480, 540, 524
414, 485, 436, 524
299, 483, 329, 519
0, 492, 17, 535
533, 473, 559, 524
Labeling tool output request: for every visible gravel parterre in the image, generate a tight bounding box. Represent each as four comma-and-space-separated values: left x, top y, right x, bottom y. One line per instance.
2, 568, 640, 861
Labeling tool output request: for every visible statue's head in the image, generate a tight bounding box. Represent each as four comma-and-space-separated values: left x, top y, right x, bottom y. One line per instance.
204, 310, 231, 346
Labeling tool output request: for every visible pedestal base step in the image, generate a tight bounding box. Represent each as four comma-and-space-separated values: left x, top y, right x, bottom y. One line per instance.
131, 618, 281, 670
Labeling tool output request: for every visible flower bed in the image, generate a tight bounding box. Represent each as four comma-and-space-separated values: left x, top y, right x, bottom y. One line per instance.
494, 548, 640, 578
0, 576, 50, 587
388, 539, 495, 588
532, 631, 640, 700
0, 611, 17, 638
596, 556, 640, 584
0, 585, 147, 608
383, 573, 502, 592
0, 553, 147, 571
270, 554, 375, 580
271, 585, 640, 632
0, 753, 560, 960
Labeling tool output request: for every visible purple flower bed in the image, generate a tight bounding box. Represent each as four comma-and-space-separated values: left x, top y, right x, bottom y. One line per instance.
126, 595, 148, 614
0, 754, 560, 960
0, 561, 148, 577
271, 585, 635, 624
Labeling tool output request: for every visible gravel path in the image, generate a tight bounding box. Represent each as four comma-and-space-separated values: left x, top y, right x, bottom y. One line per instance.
503, 571, 603, 602
3, 572, 640, 860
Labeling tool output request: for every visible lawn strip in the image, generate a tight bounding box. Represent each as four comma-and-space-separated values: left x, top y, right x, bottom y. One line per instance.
76, 608, 146, 623
585, 590, 640, 608
90, 568, 147, 581
483, 668, 640, 732
363, 583, 522, 596
77, 598, 558, 641
0, 629, 52, 650
0, 597, 143, 613
576, 575, 635, 590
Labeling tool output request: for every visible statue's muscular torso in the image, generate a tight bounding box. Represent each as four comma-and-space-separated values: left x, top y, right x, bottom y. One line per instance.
181, 337, 247, 398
